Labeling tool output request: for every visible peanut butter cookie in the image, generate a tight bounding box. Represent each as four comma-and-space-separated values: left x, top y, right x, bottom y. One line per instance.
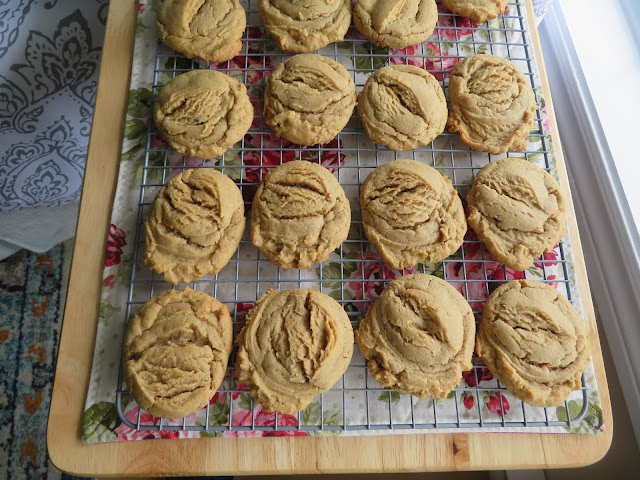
353, 0, 438, 49
154, 70, 253, 159
356, 274, 475, 399
447, 55, 537, 155
259, 0, 352, 53
466, 158, 566, 271
156, 0, 246, 63
144, 168, 245, 284
236, 288, 354, 413
477, 280, 590, 407
263, 54, 356, 146
442, 0, 509, 23
251, 161, 351, 269
123, 288, 233, 418
358, 65, 447, 151
360, 160, 466, 269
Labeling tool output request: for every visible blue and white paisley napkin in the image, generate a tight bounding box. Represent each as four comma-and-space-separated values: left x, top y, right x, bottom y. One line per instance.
0, 0, 108, 259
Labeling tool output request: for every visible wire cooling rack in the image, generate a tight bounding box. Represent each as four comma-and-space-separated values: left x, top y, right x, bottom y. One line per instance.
115, 0, 589, 433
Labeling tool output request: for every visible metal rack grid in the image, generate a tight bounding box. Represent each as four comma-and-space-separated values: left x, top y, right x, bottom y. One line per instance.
115, 0, 589, 433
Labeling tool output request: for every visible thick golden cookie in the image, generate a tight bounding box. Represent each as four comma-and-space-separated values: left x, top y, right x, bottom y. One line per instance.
356, 274, 475, 399
154, 70, 253, 159
466, 158, 566, 271
477, 280, 590, 407
263, 54, 356, 146
447, 55, 537, 155
144, 168, 245, 284
259, 0, 351, 53
358, 65, 447, 151
251, 161, 350, 269
236, 288, 354, 413
353, 0, 438, 49
361, 160, 466, 269
123, 288, 233, 418
156, 0, 246, 63
442, 0, 509, 23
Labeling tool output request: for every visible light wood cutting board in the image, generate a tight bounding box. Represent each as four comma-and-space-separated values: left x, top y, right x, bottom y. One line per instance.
47, 0, 613, 476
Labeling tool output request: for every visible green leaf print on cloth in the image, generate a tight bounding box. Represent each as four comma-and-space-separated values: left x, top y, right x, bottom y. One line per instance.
557, 392, 604, 434
98, 298, 119, 323
120, 86, 167, 187
352, 42, 389, 73
378, 390, 401, 405
82, 401, 120, 444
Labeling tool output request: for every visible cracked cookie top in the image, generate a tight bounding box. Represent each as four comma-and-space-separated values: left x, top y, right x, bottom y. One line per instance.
263, 54, 356, 146
123, 288, 233, 418
259, 0, 352, 53
236, 288, 354, 413
156, 0, 246, 63
477, 280, 590, 407
153, 70, 253, 159
360, 159, 466, 269
353, 0, 438, 49
358, 64, 447, 151
466, 157, 566, 271
251, 160, 351, 269
355, 274, 475, 399
144, 168, 245, 284
447, 54, 537, 155
442, 0, 509, 23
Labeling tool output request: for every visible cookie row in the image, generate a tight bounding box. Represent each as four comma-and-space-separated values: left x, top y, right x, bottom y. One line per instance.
357, 275, 591, 408
144, 155, 566, 285
154, 52, 536, 165
143, 161, 349, 284
123, 275, 590, 418
362, 157, 566, 272
123, 286, 354, 417
156, 1, 508, 60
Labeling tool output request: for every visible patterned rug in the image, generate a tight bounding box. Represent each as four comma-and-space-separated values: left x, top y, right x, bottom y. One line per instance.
0, 240, 86, 480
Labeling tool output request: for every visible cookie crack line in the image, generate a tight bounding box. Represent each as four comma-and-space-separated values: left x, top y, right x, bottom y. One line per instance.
188, 0, 208, 29
391, 296, 446, 346
269, 179, 328, 196
152, 210, 216, 251
272, 86, 352, 114
366, 179, 431, 200
262, 0, 347, 24
129, 335, 216, 361
479, 178, 547, 210
126, 302, 212, 348
369, 124, 412, 145
153, 385, 207, 401
387, 84, 421, 117
219, 93, 240, 145
315, 203, 344, 252
191, 2, 236, 35
132, 360, 209, 377
269, 4, 340, 23
266, 332, 295, 378
164, 185, 221, 213
270, 211, 328, 221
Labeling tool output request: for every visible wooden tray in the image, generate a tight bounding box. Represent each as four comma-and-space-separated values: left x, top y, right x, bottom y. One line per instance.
47, 0, 613, 475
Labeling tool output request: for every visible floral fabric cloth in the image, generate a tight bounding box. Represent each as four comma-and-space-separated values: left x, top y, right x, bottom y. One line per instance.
82, 0, 604, 443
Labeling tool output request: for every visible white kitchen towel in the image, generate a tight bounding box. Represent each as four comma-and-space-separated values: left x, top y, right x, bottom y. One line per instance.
532, 0, 554, 23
